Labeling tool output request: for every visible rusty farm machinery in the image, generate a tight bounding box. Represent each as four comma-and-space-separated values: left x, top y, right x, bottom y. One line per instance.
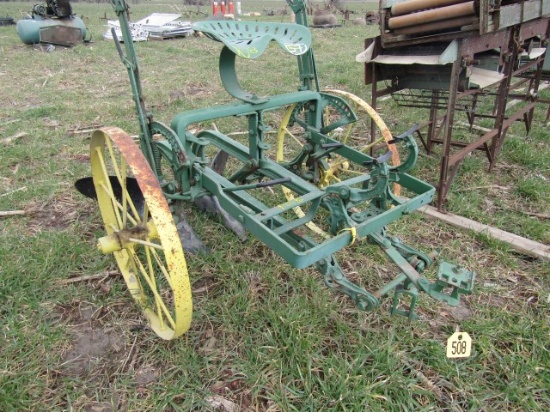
361, 0, 550, 208
76, 0, 475, 340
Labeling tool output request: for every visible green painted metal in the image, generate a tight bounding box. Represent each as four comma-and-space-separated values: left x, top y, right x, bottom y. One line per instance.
16, 14, 87, 45
17, 1, 89, 46
107, 0, 475, 319
192, 20, 311, 59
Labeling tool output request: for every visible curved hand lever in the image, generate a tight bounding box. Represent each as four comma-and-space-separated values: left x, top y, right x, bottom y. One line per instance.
388, 123, 421, 144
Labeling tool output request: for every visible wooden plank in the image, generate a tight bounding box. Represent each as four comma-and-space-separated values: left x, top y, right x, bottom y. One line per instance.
417, 205, 550, 261
0, 210, 25, 217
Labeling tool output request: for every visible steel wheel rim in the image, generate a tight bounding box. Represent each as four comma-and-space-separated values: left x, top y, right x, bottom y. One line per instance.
90, 127, 192, 340
276, 92, 401, 238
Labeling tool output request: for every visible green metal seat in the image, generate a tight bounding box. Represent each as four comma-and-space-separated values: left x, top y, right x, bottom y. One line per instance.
192, 20, 311, 59
192, 20, 313, 103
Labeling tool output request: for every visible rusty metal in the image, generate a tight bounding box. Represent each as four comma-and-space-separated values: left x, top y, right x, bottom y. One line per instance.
380, 0, 550, 48
392, 15, 476, 36
90, 126, 193, 340
387, 1, 476, 30
391, 0, 470, 16
363, 2, 550, 209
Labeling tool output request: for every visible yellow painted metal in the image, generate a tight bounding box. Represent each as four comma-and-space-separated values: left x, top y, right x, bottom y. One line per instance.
90, 127, 192, 340
322, 89, 401, 172
276, 91, 401, 238
97, 233, 122, 254
277, 104, 330, 239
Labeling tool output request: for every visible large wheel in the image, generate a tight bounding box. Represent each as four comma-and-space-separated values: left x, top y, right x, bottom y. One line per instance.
322, 89, 400, 173
276, 90, 401, 237
277, 90, 400, 186
90, 127, 192, 340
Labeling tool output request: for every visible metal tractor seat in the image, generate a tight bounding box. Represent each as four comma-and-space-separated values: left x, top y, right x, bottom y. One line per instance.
192, 20, 311, 59
192, 20, 312, 103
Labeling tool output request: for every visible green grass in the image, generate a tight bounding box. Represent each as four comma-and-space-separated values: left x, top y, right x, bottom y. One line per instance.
1, 1, 549, 411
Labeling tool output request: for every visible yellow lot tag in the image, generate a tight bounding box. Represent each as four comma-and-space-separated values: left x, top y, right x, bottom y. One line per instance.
446, 331, 472, 358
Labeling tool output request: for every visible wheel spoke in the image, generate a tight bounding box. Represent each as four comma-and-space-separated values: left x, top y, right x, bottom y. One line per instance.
119, 250, 144, 300
121, 156, 129, 227
102, 141, 143, 223
95, 148, 123, 229
98, 181, 140, 227
105, 138, 122, 180
142, 201, 149, 224
285, 128, 303, 147
94, 146, 141, 228
95, 153, 140, 228
145, 247, 165, 330
91, 127, 192, 340
128, 237, 164, 250
131, 252, 175, 330
151, 248, 173, 288
276, 92, 402, 237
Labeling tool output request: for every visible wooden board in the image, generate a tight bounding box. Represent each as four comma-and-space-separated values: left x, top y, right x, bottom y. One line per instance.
418, 205, 550, 261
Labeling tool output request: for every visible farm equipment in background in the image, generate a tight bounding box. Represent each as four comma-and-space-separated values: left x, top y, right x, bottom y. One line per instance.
361, 0, 550, 208
0, 16, 16, 26
76, 0, 475, 340
17, 0, 89, 46
378, 0, 550, 47
103, 13, 194, 42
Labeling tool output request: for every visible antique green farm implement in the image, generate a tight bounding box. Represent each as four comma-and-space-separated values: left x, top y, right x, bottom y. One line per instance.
77, 0, 475, 339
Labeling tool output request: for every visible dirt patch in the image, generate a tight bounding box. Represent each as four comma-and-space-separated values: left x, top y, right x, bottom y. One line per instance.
62, 325, 121, 377
68, 153, 91, 163
25, 191, 96, 234
82, 402, 113, 412
52, 300, 162, 409
169, 82, 211, 102
450, 301, 473, 321
59, 302, 125, 379
208, 368, 252, 411
133, 365, 159, 386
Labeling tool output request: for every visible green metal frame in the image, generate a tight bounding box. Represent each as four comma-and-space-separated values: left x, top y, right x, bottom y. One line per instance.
108, 0, 475, 317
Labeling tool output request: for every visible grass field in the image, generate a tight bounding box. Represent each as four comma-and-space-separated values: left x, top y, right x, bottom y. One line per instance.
0, 1, 549, 411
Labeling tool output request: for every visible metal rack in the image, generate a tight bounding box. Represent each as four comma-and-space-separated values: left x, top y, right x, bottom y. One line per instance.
362, 0, 550, 208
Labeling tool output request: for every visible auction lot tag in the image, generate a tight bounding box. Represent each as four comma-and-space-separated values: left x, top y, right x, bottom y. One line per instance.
446, 331, 472, 358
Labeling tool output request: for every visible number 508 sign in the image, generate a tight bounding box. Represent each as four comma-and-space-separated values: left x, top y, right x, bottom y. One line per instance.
446, 331, 472, 358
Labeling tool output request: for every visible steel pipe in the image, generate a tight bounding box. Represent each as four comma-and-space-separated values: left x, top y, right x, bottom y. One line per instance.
391, 0, 471, 17
388, 1, 476, 30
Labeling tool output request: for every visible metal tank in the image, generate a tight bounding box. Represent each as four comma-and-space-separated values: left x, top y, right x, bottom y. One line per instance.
16, 0, 88, 46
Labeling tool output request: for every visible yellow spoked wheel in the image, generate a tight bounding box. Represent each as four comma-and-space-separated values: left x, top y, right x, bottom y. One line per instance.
276, 90, 401, 238
90, 126, 192, 340
322, 89, 400, 173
